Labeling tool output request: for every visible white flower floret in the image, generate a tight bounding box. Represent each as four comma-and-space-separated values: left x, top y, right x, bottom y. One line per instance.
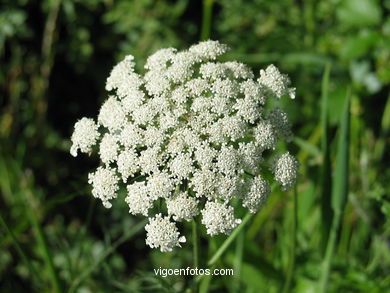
194, 142, 217, 170
212, 78, 238, 99
189, 40, 229, 61
145, 48, 177, 71
99, 133, 118, 164
268, 108, 293, 142
258, 64, 295, 99
220, 116, 246, 141
190, 169, 217, 198
138, 147, 162, 175
166, 192, 199, 221
70, 117, 100, 157
239, 142, 262, 173
88, 166, 119, 208
147, 171, 175, 200
240, 79, 266, 105
224, 61, 254, 79
145, 214, 186, 252
166, 51, 199, 83
119, 124, 143, 148
144, 69, 171, 96
185, 78, 209, 97
243, 175, 270, 213
201, 201, 241, 235
215, 174, 244, 201
169, 152, 194, 180
216, 145, 240, 176
105, 55, 136, 92
117, 149, 138, 182
125, 181, 152, 216
272, 152, 299, 190
199, 62, 229, 80
254, 120, 277, 150
98, 96, 126, 131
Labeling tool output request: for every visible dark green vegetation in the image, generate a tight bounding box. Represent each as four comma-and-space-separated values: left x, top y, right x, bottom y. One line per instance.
1, 0, 389, 292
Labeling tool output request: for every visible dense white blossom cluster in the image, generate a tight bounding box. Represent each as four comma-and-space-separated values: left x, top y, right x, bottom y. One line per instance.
70, 40, 299, 252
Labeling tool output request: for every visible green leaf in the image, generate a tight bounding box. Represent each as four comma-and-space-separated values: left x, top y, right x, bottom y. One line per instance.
319, 88, 351, 293
331, 90, 351, 213
337, 0, 381, 27
320, 63, 333, 252
340, 31, 381, 60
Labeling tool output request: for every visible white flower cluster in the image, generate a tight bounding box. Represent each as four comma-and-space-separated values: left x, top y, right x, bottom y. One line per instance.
70, 40, 299, 252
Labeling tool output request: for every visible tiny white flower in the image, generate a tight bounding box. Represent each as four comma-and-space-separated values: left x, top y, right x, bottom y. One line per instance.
201, 201, 241, 236
70, 117, 99, 157
88, 166, 119, 208
189, 40, 229, 61
167, 192, 199, 221
147, 171, 175, 200
126, 181, 152, 216
272, 152, 299, 190
243, 175, 270, 213
117, 149, 139, 182
258, 64, 295, 99
145, 214, 186, 252
98, 96, 126, 131
254, 120, 277, 150
99, 133, 118, 164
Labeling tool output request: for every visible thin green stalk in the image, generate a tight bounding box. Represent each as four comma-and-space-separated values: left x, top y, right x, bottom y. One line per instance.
0, 212, 40, 286
320, 63, 333, 254
233, 226, 244, 292
193, 218, 199, 268
200, 0, 214, 40
25, 189, 63, 293
192, 217, 200, 292
208, 213, 253, 266
319, 211, 341, 293
282, 186, 298, 293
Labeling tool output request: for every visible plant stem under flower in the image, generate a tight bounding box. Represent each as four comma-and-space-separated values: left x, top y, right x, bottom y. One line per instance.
192, 217, 200, 292
282, 186, 298, 293
193, 217, 199, 268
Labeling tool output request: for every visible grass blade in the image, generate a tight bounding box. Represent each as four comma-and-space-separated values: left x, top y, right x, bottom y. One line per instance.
331, 89, 351, 214
319, 88, 351, 293
320, 63, 333, 252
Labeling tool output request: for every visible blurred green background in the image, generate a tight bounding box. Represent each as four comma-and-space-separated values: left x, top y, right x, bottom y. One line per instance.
1, 0, 389, 292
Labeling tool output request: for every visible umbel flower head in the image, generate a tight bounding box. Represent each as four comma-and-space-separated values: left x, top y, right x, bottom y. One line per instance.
70, 40, 299, 252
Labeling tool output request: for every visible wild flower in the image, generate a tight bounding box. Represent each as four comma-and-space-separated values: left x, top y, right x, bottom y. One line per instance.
70, 40, 299, 251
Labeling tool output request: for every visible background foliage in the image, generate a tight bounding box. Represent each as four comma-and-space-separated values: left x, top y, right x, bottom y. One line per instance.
1, 0, 389, 292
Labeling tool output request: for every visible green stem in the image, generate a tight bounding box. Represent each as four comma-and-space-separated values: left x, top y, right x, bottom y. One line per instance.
233, 226, 244, 292
200, 0, 214, 40
192, 217, 200, 292
0, 212, 41, 286
319, 211, 341, 293
282, 186, 298, 293
193, 217, 199, 268
208, 213, 252, 266
25, 190, 63, 293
